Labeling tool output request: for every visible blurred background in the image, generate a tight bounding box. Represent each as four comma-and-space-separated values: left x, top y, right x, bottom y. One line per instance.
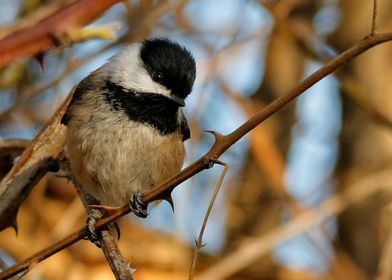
1, 0, 392, 279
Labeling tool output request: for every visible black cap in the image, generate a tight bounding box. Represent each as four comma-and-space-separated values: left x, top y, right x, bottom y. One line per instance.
140, 38, 196, 100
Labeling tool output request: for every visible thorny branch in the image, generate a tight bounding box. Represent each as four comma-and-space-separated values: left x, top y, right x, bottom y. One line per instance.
278, 11, 392, 131
1, 30, 392, 279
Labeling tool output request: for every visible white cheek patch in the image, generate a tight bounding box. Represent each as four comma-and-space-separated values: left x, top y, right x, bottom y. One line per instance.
102, 45, 171, 98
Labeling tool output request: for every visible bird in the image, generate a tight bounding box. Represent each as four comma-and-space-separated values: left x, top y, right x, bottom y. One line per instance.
61, 38, 196, 242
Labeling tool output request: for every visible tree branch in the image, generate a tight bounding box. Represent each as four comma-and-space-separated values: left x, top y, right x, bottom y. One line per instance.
0, 91, 73, 232
100, 230, 134, 280
72, 175, 134, 280
1, 31, 392, 280
0, 139, 30, 178
0, 0, 122, 68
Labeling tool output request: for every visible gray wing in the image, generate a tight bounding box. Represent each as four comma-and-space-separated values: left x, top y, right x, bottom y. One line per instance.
61, 78, 91, 125
178, 109, 190, 141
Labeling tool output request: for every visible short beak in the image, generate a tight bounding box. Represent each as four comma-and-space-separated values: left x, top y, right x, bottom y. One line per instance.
168, 94, 185, 107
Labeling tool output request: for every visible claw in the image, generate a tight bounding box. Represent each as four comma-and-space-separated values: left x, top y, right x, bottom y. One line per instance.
163, 194, 175, 213
129, 194, 148, 218
86, 208, 104, 248
34, 52, 45, 71
113, 222, 121, 240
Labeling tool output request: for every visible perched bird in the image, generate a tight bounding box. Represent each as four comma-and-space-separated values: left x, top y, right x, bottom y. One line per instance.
61, 38, 196, 240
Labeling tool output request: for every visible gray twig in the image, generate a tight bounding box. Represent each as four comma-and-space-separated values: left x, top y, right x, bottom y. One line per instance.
189, 160, 228, 280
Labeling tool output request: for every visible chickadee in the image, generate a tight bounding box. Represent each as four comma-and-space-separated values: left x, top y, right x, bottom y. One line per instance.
62, 38, 196, 226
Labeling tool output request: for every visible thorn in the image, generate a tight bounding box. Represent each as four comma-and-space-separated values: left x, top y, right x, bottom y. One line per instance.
88, 204, 120, 216
113, 222, 121, 241
49, 31, 69, 47
212, 159, 226, 166
205, 130, 224, 142
163, 194, 175, 213
11, 217, 18, 235
35, 53, 45, 71
194, 239, 207, 248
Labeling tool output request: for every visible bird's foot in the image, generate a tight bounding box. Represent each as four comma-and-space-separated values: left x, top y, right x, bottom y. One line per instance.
85, 207, 122, 247
129, 193, 148, 218
113, 221, 121, 240
85, 208, 104, 248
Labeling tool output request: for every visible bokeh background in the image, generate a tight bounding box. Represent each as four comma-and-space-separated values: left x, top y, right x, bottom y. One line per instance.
1, 0, 392, 279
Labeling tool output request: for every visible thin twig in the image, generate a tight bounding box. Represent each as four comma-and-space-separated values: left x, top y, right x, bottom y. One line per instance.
0, 258, 6, 272
189, 160, 228, 280
1, 31, 392, 280
267, 9, 392, 132
371, 0, 378, 34
376, 206, 392, 280
196, 170, 392, 280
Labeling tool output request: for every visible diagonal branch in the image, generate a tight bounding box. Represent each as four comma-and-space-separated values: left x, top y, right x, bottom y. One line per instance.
1, 32, 392, 280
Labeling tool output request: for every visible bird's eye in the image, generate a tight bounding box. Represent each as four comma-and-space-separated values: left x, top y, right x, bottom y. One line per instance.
152, 71, 163, 82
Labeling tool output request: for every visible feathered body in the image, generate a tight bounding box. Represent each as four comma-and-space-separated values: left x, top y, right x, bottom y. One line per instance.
62, 39, 196, 207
